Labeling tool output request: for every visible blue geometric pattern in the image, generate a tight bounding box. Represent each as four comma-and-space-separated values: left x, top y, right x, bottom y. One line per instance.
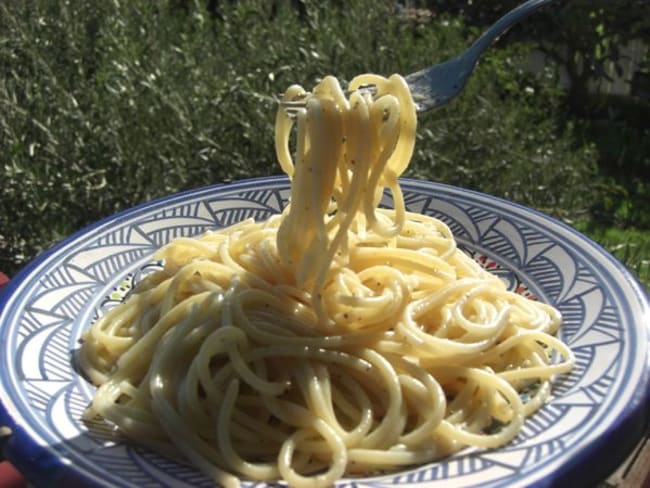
1, 176, 648, 488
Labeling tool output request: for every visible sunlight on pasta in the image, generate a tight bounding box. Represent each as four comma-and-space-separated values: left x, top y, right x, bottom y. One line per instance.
78, 73, 574, 488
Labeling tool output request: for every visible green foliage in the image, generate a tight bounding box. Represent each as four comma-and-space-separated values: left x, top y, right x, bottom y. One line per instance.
410, 38, 599, 218
576, 223, 650, 291
424, 0, 650, 96
0, 0, 612, 276
572, 101, 650, 229
422, 0, 650, 233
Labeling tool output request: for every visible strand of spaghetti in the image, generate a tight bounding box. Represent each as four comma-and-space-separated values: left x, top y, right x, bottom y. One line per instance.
299, 362, 375, 449
387, 353, 447, 439
349, 74, 416, 177
362, 93, 402, 237
356, 348, 404, 449
142, 294, 241, 487
309, 89, 374, 323
79, 73, 575, 488
433, 367, 525, 448
87, 291, 214, 389
230, 288, 386, 347
217, 379, 280, 480
150, 373, 239, 488
351, 247, 456, 281
346, 446, 447, 467
398, 300, 510, 356
275, 84, 306, 176
278, 418, 347, 487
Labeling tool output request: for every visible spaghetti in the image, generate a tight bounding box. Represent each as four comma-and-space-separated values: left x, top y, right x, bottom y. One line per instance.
79, 74, 575, 488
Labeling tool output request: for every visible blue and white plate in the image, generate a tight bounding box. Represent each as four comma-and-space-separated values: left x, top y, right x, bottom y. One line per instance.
1, 176, 649, 487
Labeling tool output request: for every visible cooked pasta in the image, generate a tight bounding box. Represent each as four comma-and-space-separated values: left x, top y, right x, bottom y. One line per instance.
79, 73, 575, 488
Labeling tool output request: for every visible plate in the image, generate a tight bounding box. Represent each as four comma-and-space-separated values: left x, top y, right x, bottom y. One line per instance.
1, 176, 649, 487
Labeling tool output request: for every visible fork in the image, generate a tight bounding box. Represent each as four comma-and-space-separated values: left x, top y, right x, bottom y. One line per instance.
406, 0, 555, 113
283, 0, 555, 115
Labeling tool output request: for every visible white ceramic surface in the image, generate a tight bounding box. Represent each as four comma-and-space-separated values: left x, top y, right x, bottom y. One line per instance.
1, 176, 648, 487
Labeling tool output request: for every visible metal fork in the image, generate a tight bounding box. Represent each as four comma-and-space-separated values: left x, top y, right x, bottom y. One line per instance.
282, 0, 555, 115
406, 0, 555, 113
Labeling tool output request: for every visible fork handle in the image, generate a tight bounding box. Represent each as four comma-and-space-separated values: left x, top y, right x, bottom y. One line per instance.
468, 0, 556, 63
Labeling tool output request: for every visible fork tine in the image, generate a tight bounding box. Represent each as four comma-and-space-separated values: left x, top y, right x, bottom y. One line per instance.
280, 0, 555, 115
280, 84, 378, 115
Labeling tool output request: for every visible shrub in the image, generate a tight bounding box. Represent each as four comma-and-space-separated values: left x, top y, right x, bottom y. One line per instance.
0, 0, 600, 275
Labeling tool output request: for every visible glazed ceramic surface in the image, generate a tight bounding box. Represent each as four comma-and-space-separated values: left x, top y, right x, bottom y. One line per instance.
1, 177, 648, 487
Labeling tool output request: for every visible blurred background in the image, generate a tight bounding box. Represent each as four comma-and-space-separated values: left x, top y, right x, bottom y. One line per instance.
0, 0, 648, 289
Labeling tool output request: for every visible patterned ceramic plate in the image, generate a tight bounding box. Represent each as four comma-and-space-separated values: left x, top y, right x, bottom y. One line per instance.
1, 176, 649, 487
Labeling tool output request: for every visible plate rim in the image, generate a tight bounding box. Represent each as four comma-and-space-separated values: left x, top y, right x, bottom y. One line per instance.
1, 175, 649, 488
